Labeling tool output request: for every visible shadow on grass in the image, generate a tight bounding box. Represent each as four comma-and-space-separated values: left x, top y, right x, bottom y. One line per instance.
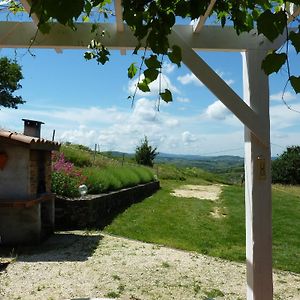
0, 232, 103, 262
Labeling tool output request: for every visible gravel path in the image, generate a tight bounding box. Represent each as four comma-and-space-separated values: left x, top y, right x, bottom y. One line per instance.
0, 231, 299, 300
171, 184, 223, 201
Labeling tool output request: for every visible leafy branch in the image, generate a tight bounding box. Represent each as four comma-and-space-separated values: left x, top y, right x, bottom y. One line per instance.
13, 0, 300, 101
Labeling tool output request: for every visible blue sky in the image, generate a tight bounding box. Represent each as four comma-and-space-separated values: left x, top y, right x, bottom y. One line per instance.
0, 39, 299, 157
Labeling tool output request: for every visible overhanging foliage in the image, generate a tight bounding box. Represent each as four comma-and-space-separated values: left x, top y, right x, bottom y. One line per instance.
6, 1, 300, 100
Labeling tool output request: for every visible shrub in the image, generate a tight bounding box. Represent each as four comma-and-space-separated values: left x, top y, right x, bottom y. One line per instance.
83, 167, 122, 193
131, 166, 155, 183
272, 146, 300, 184
51, 152, 86, 197
52, 172, 82, 198
83, 166, 155, 194
135, 136, 158, 167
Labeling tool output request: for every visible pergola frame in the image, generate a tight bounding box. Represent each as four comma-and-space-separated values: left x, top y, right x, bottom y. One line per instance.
0, 2, 293, 299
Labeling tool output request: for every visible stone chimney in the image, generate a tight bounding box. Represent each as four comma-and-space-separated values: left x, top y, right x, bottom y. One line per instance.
22, 119, 44, 138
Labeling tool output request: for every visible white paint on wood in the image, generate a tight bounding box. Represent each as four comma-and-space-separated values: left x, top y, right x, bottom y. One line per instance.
1, 16, 280, 300
286, 3, 300, 23
114, 0, 125, 55
0, 22, 287, 51
114, 0, 124, 32
193, 0, 216, 32
242, 50, 273, 300
19, 0, 39, 25
171, 30, 267, 144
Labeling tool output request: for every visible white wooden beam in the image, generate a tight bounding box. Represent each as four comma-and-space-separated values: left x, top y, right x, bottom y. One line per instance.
19, 0, 63, 53
0, 22, 289, 51
170, 29, 268, 145
193, 0, 216, 33
114, 0, 124, 32
114, 0, 125, 55
242, 50, 273, 300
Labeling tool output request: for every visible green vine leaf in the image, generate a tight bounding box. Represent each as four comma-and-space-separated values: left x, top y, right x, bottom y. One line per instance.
46, 0, 84, 25
91, 23, 98, 33
20, 0, 300, 96
168, 45, 182, 67
96, 46, 110, 65
84, 1, 92, 15
138, 80, 150, 92
257, 9, 286, 42
159, 89, 172, 103
38, 23, 51, 34
82, 15, 90, 22
128, 63, 137, 79
290, 76, 300, 94
289, 29, 300, 54
145, 55, 161, 69
144, 68, 159, 82
84, 52, 95, 60
261, 52, 287, 75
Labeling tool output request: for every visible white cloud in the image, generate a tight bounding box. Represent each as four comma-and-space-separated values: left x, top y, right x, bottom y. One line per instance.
270, 91, 297, 102
215, 70, 235, 86
176, 97, 191, 103
132, 97, 158, 122
224, 79, 235, 86
32, 98, 178, 152
177, 73, 204, 86
177, 70, 234, 87
128, 74, 179, 97
204, 100, 231, 120
3, 94, 300, 157
270, 102, 300, 129
60, 125, 98, 145
163, 62, 176, 74
182, 131, 197, 145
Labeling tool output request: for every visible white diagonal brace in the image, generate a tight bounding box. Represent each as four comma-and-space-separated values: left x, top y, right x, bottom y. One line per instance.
193, 0, 216, 32
19, 0, 39, 24
170, 29, 268, 144
19, 0, 62, 53
287, 3, 300, 24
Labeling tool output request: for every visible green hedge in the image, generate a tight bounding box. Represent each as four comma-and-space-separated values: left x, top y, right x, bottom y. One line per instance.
83, 166, 155, 194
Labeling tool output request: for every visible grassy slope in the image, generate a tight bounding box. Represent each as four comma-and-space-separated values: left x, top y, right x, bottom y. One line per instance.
272, 185, 300, 272
104, 180, 300, 273
60, 145, 300, 272
56, 144, 155, 195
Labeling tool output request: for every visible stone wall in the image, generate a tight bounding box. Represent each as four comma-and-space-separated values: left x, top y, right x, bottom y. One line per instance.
55, 181, 160, 230
0, 204, 41, 244
0, 144, 29, 200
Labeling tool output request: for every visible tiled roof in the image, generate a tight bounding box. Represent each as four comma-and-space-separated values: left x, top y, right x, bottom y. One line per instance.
0, 130, 60, 151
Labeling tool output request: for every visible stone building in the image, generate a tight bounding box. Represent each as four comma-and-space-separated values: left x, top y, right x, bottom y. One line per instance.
0, 120, 60, 245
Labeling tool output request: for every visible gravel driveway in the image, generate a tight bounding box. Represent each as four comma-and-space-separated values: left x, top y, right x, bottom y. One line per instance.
0, 231, 299, 300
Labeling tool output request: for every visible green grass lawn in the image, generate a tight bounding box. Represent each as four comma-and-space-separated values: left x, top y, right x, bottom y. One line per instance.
104, 180, 300, 273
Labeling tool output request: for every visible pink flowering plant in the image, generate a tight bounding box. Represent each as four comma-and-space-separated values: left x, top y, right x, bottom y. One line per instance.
51, 152, 86, 198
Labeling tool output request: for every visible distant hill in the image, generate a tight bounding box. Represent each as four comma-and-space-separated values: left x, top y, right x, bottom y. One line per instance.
102, 151, 244, 174
155, 153, 244, 173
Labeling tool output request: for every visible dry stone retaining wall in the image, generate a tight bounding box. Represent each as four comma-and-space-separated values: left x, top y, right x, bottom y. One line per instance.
55, 181, 160, 230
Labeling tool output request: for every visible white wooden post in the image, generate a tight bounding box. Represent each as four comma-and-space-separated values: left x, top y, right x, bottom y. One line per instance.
242, 50, 273, 300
